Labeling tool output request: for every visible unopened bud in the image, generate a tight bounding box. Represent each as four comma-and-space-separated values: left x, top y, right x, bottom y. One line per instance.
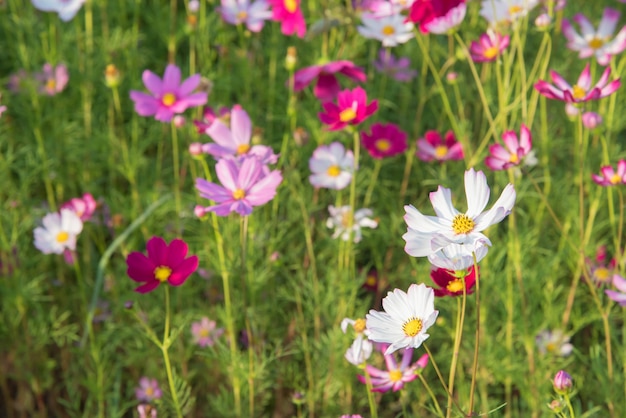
104, 64, 121, 88
553, 370, 573, 394
286, 46, 297, 71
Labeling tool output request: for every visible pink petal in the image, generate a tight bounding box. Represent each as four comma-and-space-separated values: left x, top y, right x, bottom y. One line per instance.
142, 70, 163, 96
177, 74, 201, 97
126, 252, 155, 282
314, 73, 341, 102
147, 236, 168, 265
165, 239, 189, 267
215, 159, 239, 191
207, 120, 235, 147
231, 107, 252, 146
168, 255, 199, 286
135, 280, 161, 294
162, 64, 181, 90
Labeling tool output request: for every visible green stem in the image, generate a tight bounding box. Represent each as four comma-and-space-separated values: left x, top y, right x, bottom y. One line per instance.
446, 284, 467, 418
363, 159, 382, 208
364, 369, 379, 418
162, 286, 183, 418
171, 120, 181, 229
418, 374, 445, 418
468, 253, 481, 414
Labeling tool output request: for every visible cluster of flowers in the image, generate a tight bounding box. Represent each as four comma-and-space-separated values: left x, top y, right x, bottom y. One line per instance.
7, 63, 69, 97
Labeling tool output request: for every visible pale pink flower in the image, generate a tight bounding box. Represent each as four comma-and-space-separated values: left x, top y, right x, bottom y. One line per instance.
469, 31, 510, 62
605, 274, 626, 306
135, 377, 162, 402
36, 63, 69, 96
308, 142, 354, 190
191, 317, 224, 347
484, 124, 533, 171
217, 0, 272, 32
357, 346, 429, 391
60, 193, 97, 222
416, 130, 464, 162
592, 160, 626, 186
534, 64, 621, 103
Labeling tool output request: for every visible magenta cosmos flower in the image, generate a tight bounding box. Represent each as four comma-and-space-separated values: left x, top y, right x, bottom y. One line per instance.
61, 193, 97, 222
293, 61, 366, 102
361, 122, 408, 159
484, 124, 532, 171
408, 0, 467, 34
318, 87, 378, 131
36, 63, 69, 96
270, 0, 306, 38
562, 8, 626, 66
534, 64, 621, 103
431, 266, 476, 297
605, 274, 626, 306
129, 64, 208, 122
195, 156, 282, 216
469, 31, 510, 63
416, 130, 463, 162
357, 346, 428, 392
126, 237, 199, 294
592, 160, 626, 186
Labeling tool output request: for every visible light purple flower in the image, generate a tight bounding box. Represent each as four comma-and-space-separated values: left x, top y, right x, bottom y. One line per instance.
195, 156, 282, 216
135, 377, 162, 402
129, 64, 208, 122
293, 60, 366, 102
605, 274, 626, 306
562, 8, 626, 66
31, 0, 85, 21
357, 346, 427, 392
373, 49, 417, 82
137, 404, 157, 418
217, 0, 272, 32
36, 63, 69, 96
484, 124, 533, 171
191, 317, 224, 347
309, 142, 354, 190
0, 105, 6, 118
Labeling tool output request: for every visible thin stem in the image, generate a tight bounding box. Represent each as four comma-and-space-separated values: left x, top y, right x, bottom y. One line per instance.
363, 369, 379, 418
363, 159, 382, 208
446, 289, 466, 418
163, 286, 183, 418
468, 253, 481, 415
171, 120, 181, 230
418, 374, 445, 418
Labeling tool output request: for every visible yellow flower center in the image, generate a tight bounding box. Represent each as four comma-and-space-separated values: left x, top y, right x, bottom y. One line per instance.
572, 85, 586, 100
154, 266, 172, 282
483, 46, 499, 59
232, 188, 246, 200
56, 231, 69, 243
145, 387, 154, 397
46, 79, 56, 91
375, 139, 391, 152
589, 37, 604, 50
451, 214, 476, 235
341, 211, 353, 228
353, 318, 366, 333
339, 107, 357, 123
237, 10, 248, 20
446, 279, 464, 293
199, 328, 210, 338
434, 145, 449, 159
382, 25, 395, 36
388, 369, 403, 382
236, 144, 250, 154
402, 317, 423, 337
509, 153, 519, 164
284, 0, 297, 13
594, 267, 611, 282
327, 165, 341, 177
366, 275, 377, 286
610, 174, 622, 185
162, 92, 176, 106
508, 5, 523, 15
546, 342, 557, 353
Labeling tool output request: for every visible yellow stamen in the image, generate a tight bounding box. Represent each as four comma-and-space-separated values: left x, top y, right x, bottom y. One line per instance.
232, 189, 246, 200
353, 318, 367, 333
389, 369, 403, 382
284, 0, 297, 13
446, 279, 464, 293
402, 317, 423, 337
46, 79, 56, 91
145, 387, 154, 397
236, 144, 250, 155
56, 231, 69, 243
589, 37, 604, 50
483, 46, 499, 59
451, 214, 475, 235
327, 165, 341, 177
154, 266, 172, 282
594, 267, 611, 282
341, 211, 353, 228
237, 10, 248, 20
509, 153, 519, 164
366, 275, 377, 286
162, 92, 176, 106
508, 5, 523, 15
610, 174, 622, 185
382, 25, 395, 36
375, 139, 391, 152
339, 107, 357, 123
546, 342, 557, 353
434, 145, 448, 159
572, 85, 586, 100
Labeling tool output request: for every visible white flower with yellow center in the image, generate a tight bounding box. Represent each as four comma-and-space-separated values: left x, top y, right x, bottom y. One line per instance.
326, 205, 378, 243
479, 0, 539, 27
357, 13, 414, 47
366, 283, 439, 355
34, 209, 83, 254
403, 168, 515, 258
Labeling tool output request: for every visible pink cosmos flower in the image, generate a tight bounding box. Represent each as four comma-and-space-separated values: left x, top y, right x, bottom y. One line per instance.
36, 63, 69, 96
605, 274, 626, 306
416, 130, 464, 162
194, 106, 231, 134
191, 317, 224, 347
217, 0, 272, 32
484, 124, 532, 171
357, 346, 428, 392
31, 0, 85, 21
129, 64, 208, 122
534, 64, 621, 103
469, 31, 510, 63
195, 156, 282, 216
582, 111, 603, 129
270, 0, 306, 38
586, 245, 617, 285
0, 104, 6, 118
408, 0, 467, 34
200, 105, 277, 164
61, 193, 97, 222
135, 377, 162, 402
373, 49, 417, 82
318, 87, 378, 131
293, 61, 366, 102
562, 8, 626, 66
361, 122, 408, 159
309, 142, 354, 190
126, 237, 199, 294
137, 405, 157, 418
592, 160, 626, 186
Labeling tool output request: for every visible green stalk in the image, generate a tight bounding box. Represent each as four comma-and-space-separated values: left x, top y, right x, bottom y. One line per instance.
446, 281, 467, 418
162, 286, 183, 418
468, 252, 481, 414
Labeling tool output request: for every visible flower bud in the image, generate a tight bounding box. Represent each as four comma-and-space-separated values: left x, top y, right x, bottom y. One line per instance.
553, 370, 573, 394
535, 13, 552, 30
285, 46, 297, 71
582, 112, 603, 130
189, 142, 204, 156
104, 64, 121, 88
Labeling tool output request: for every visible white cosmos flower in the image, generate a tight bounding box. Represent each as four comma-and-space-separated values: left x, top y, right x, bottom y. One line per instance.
357, 13, 414, 47
345, 335, 373, 366
309, 142, 354, 190
403, 168, 515, 257
427, 239, 490, 271
327, 206, 378, 243
31, 0, 86, 22
366, 283, 439, 355
34, 209, 83, 254
479, 0, 539, 27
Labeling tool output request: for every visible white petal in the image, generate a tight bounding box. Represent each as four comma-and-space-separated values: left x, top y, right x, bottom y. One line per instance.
464, 168, 490, 218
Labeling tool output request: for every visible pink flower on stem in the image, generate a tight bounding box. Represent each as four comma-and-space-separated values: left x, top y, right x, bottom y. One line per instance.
135, 377, 162, 402
562, 8, 626, 66
270, 0, 306, 38
469, 31, 510, 62
605, 274, 626, 306
534, 64, 621, 103
126, 237, 199, 294
582, 111, 603, 129
61, 193, 97, 222
318, 87, 378, 131
191, 317, 224, 347
586, 245, 617, 285
357, 347, 428, 392
217, 0, 273, 32
361, 122, 408, 159
416, 130, 464, 162
293, 61, 366, 102
36, 63, 69, 96
592, 160, 626, 186
408, 0, 467, 34
195, 156, 283, 216
194, 106, 231, 134
484, 124, 532, 171
129, 64, 208, 122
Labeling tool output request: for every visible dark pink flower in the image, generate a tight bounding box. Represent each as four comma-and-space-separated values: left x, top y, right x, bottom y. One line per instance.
129, 64, 208, 122
270, 0, 306, 38
126, 237, 199, 293
193, 106, 231, 134
416, 130, 463, 162
318, 87, 378, 131
534, 64, 621, 103
431, 266, 476, 297
293, 60, 366, 102
408, 0, 467, 34
361, 122, 408, 159
61, 193, 97, 222
469, 31, 510, 63
484, 124, 532, 171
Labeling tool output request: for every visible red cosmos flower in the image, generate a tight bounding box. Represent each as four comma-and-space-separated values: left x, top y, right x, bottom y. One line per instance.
408, 0, 467, 34
361, 122, 408, 159
293, 60, 366, 102
270, 0, 306, 38
318, 87, 378, 131
126, 237, 199, 293
431, 266, 476, 297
